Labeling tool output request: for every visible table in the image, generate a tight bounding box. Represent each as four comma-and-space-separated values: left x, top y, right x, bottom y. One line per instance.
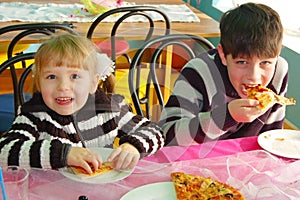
25, 136, 300, 200
0, 0, 220, 44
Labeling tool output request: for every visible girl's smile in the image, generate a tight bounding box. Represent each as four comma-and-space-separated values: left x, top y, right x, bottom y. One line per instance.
55, 97, 74, 105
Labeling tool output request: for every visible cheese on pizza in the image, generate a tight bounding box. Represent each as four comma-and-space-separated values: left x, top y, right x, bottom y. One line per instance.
246, 85, 295, 109
171, 172, 245, 200
71, 162, 113, 179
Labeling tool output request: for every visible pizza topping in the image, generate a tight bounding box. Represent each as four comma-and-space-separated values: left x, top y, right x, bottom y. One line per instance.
246, 84, 296, 109
171, 172, 245, 200
71, 162, 113, 179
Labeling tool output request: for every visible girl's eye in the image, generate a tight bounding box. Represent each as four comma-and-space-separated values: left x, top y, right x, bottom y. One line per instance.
71, 74, 80, 79
46, 75, 56, 79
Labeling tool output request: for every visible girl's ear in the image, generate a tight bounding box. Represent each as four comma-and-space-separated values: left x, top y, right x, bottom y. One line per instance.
217, 44, 227, 66
90, 73, 100, 94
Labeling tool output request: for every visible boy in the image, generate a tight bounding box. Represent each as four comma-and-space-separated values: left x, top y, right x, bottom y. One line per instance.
159, 3, 288, 146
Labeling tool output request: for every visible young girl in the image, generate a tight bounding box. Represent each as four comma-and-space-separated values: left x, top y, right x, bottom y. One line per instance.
0, 34, 164, 174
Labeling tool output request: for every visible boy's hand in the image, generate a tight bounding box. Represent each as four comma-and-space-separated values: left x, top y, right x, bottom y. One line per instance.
228, 99, 273, 123
107, 143, 140, 170
67, 147, 102, 174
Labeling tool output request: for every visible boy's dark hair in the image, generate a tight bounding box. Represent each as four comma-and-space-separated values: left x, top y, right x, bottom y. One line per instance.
219, 3, 283, 58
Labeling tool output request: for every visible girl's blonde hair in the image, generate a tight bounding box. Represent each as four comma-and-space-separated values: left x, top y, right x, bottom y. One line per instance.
33, 33, 115, 93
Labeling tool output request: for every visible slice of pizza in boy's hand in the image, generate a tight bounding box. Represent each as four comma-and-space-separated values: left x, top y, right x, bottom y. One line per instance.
70, 162, 114, 179
246, 85, 296, 110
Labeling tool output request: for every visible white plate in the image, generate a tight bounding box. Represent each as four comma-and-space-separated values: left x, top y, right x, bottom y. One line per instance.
120, 182, 177, 200
59, 147, 133, 184
258, 129, 300, 159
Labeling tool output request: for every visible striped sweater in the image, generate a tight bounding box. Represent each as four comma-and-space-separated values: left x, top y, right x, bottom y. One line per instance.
159, 49, 288, 146
0, 89, 164, 169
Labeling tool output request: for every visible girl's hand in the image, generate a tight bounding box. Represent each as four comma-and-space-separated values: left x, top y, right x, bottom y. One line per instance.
107, 143, 140, 170
228, 99, 273, 123
67, 147, 102, 174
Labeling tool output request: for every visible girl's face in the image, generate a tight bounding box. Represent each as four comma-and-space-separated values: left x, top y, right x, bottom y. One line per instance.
218, 45, 277, 98
39, 65, 99, 115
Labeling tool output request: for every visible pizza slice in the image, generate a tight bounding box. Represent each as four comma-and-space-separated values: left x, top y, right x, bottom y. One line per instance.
70, 162, 113, 179
246, 85, 296, 110
170, 172, 245, 200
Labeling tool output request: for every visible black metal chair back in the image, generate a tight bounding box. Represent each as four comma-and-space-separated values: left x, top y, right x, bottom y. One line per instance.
86, 6, 171, 64
128, 33, 215, 119
0, 23, 77, 59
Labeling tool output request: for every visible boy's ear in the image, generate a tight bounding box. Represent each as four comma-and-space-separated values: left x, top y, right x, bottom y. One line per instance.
217, 44, 227, 66
90, 73, 100, 94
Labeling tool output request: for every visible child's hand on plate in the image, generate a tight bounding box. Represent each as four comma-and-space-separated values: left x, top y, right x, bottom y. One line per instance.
107, 143, 140, 170
67, 147, 102, 174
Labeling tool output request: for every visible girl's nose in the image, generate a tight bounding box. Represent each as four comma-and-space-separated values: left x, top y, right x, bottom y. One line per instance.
57, 78, 72, 91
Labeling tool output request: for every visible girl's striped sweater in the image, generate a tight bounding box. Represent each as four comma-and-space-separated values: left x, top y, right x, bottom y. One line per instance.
0, 89, 164, 169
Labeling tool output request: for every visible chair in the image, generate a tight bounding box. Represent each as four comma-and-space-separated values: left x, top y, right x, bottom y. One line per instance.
0, 53, 35, 133
86, 5, 171, 65
128, 33, 215, 120
0, 23, 78, 133
0, 23, 77, 57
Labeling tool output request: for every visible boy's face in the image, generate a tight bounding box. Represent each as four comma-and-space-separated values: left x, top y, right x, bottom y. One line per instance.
218, 45, 277, 99
39, 66, 99, 115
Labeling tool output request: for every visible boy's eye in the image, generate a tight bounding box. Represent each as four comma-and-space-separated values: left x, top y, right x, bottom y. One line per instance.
261, 61, 271, 65
236, 60, 247, 65
46, 75, 56, 79
259, 61, 273, 69
71, 74, 80, 79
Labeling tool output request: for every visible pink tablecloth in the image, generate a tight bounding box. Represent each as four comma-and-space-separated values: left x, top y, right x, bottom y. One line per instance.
144, 136, 261, 163
27, 137, 300, 200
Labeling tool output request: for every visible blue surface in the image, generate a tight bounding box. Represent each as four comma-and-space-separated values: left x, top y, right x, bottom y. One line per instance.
0, 93, 31, 132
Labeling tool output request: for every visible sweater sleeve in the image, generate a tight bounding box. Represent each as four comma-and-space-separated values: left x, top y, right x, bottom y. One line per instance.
112, 95, 165, 157
0, 114, 71, 169
158, 58, 239, 146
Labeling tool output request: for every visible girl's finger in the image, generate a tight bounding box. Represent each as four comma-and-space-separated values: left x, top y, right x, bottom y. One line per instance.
107, 147, 121, 162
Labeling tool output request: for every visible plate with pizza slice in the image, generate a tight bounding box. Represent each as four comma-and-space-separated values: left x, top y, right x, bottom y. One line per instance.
121, 172, 245, 200
258, 129, 300, 159
59, 147, 134, 184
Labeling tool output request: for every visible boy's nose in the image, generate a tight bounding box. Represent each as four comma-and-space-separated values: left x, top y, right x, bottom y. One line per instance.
247, 66, 261, 82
